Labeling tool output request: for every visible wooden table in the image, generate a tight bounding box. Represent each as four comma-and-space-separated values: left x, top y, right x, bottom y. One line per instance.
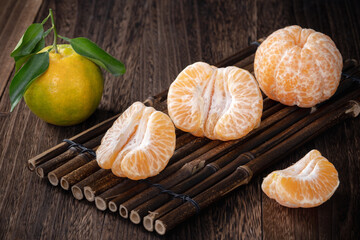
1, 0, 359, 239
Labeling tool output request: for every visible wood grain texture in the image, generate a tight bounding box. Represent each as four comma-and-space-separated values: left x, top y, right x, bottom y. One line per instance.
0, 0, 43, 104
0, 0, 359, 239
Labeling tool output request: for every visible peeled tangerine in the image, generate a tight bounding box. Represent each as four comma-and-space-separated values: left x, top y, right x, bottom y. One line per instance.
254, 25, 343, 108
96, 102, 176, 180
262, 150, 339, 208
167, 62, 263, 141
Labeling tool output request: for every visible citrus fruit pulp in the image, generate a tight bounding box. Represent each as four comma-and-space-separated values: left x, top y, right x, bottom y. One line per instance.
254, 25, 343, 108
262, 150, 339, 208
24, 44, 104, 126
167, 62, 263, 141
96, 102, 176, 180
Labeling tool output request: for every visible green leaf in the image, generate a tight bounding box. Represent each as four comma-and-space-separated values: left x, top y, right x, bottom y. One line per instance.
11, 23, 44, 58
14, 38, 45, 73
9, 52, 49, 112
67, 37, 126, 76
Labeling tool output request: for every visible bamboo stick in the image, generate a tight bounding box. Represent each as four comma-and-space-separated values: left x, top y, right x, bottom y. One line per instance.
261, 103, 284, 119
35, 134, 103, 178
132, 107, 310, 224
235, 54, 255, 69
154, 99, 360, 235
144, 85, 360, 231
84, 173, 123, 202
95, 136, 208, 211
28, 119, 114, 171
106, 76, 354, 211
140, 65, 356, 216
96, 136, 210, 211
48, 150, 96, 186
27, 90, 169, 171
152, 99, 168, 112
71, 168, 110, 200
119, 159, 207, 218
103, 102, 294, 212
35, 147, 78, 178
60, 159, 100, 190
34, 94, 172, 179
95, 178, 136, 211
214, 39, 262, 68
95, 138, 211, 211
95, 138, 210, 211
107, 140, 221, 212
120, 105, 300, 219
97, 100, 278, 211
169, 137, 211, 164
262, 98, 278, 114
175, 134, 197, 150
128, 108, 309, 223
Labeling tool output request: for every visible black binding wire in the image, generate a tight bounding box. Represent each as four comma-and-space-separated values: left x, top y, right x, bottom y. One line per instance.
63, 139, 200, 212
341, 72, 360, 83
141, 179, 201, 213
250, 40, 261, 47
62, 139, 96, 157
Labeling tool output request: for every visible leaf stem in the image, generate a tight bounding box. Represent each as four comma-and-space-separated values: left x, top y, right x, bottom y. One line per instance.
49, 9, 58, 53
58, 35, 71, 42
41, 13, 51, 25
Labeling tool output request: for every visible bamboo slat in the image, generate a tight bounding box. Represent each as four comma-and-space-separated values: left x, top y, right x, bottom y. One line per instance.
26, 40, 360, 235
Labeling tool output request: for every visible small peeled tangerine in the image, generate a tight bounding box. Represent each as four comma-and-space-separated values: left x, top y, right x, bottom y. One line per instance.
167, 62, 263, 141
254, 25, 343, 108
96, 102, 176, 180
262, 150, 339, 208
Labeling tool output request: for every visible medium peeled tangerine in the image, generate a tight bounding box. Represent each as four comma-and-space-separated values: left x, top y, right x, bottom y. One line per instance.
254, 25, 343, 108
261, 150, 339, 208
167, 62, 263, 141
96, 102, 176, 180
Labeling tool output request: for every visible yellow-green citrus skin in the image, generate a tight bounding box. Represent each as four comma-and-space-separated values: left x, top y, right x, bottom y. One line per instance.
24, 44, 104, 126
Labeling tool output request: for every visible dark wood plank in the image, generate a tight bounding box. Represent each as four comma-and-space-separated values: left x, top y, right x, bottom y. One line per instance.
258, 0, 360, 239
0, 0, 359, 239
0, 0, 43, 102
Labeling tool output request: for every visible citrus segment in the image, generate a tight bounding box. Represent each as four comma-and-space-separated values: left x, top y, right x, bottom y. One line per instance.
96, 102, 176, 180
254, 25, 343, 108
168, 62, 263, 141
262, 150, 339, 208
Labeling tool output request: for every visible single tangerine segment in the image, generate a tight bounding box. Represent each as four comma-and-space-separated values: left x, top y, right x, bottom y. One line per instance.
167, 62, 263, 141
254, 25, 343, 108
262, 150, 339, 208
96, 102, 176, 180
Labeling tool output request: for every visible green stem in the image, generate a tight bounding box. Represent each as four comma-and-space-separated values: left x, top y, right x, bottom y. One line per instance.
41, 13, 51, 25
49, 9, 58, 53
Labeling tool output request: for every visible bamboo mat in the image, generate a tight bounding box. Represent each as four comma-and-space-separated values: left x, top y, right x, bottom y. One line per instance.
27, 42, 360, 235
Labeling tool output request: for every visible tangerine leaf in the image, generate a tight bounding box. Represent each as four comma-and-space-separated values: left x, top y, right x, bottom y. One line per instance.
9, 52, 49, 112
14, 38, 45, 73
11, 23, 44, 58
68, 37, 126, 76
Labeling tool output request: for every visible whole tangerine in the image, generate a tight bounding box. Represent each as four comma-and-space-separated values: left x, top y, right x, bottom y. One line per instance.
24, 44, 104, 126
